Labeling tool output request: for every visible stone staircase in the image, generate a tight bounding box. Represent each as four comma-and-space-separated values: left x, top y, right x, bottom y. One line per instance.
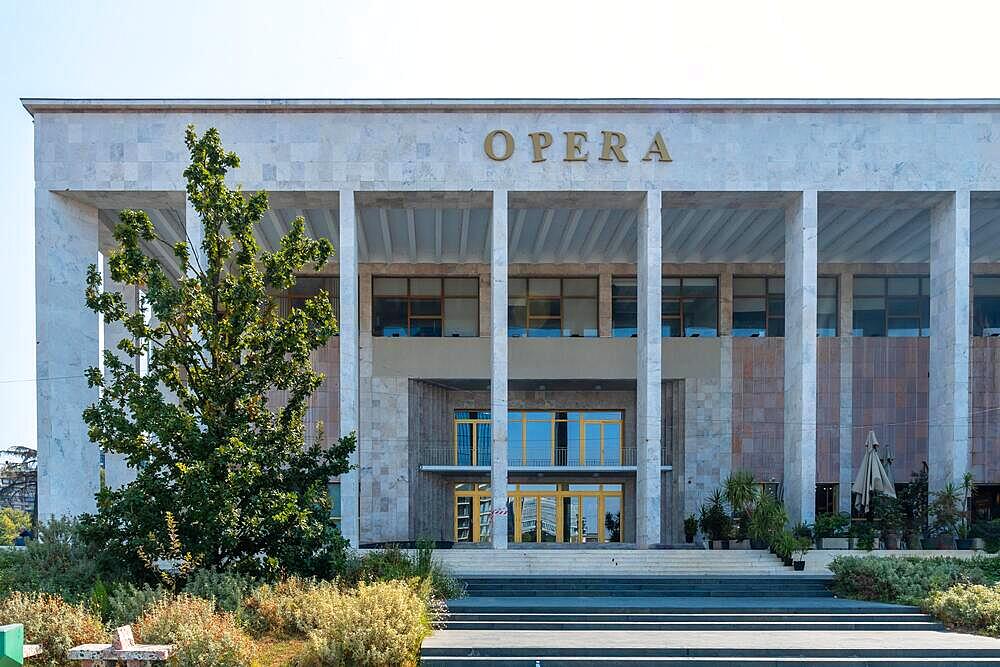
421, 566, 1000, 665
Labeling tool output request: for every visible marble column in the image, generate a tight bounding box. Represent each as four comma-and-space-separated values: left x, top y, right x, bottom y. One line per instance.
784, 191, 818, 526
837, 273, 854, 514
490, 190, 509, 549
718, 272, 733, 336
36, 191, 101, 519
338, 190, 361, 548
929, 191, 971, 493
636, 191, 662, 547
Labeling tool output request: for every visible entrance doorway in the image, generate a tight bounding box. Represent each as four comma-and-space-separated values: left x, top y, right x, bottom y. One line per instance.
454, 482, 623, 544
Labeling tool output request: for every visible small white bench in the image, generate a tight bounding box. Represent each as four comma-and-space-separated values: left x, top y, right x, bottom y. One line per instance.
68, 625, 173, 667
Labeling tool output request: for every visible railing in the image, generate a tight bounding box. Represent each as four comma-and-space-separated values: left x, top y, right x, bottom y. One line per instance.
420, 444, 639, 468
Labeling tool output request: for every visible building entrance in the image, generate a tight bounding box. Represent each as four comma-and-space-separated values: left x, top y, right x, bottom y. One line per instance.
454, 482, 622, 544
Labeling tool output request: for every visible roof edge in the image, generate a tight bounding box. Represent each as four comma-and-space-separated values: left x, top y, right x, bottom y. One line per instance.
20, 98, 1000, 116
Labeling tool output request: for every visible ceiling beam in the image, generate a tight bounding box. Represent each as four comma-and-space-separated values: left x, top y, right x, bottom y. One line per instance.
378, 208, 393, 262
662, 208, 697, 250
459, 208, 470, 260
557, 209, 584, 259
533, 209, 555, 260
406, 208, 417, 261
355, 208, 369, 262
719, 209, 773, 259
702, 210, 762, 260
262, 209, 285, 250
840, 210, 921, 260
866, 211, 928, 261
823, 208, 898, 259
581, 209, 610, 260
684, 209, 730, 258
606, 210, 635, 261
509, 209, 526, 258
295, 208, 318, 240
971, 211, 1000, 261
434, 209, 443, 261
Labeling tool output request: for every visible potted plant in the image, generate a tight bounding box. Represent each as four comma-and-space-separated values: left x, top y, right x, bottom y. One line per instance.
792, 536, 811, 571
792, 521, 813, 545
956, 473, 976, 550
684, 514, 698, 544
699, 490, 733, 550
748, 493, 787, 550
774, 531, 796, 566
850, 520, 877, 551
929, 483, 962, 549
899, 467, 929, 549
814, 512, 851, 549
723, 470, 759, 549
874, 493, 904, 550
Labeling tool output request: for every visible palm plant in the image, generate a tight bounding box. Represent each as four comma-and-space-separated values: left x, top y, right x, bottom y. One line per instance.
748, 492, 787, 546
723, 470, 759, 540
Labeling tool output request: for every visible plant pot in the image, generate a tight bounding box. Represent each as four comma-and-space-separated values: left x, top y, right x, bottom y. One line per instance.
793, 560, 805, 571
750, 539, 768, 550
731, 539, 750, 550
685, 534, 695, 544
782, 556, 793, 566
883, 532, 900, 550
974, 538, 986, 551
819, 537, 849, 550
904, 532, 920, 549
956, 538, 975, 550
710, 539, 730, 550
920, 537, 936, 550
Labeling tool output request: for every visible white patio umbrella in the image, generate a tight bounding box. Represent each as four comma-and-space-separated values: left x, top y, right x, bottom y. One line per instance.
852, 430, 897, 514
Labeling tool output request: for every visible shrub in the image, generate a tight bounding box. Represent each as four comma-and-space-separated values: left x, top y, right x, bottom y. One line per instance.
0, 507, 31, 545
0, 591, 105, 665
0, 518, 100, 603
182, 568, 255, 613
814, 512, 851, 538
339, 544, 465, 600
698, 490, 732, 541
973, 520, 1000, 554
134, 594, 256, 667
298, 579, 432, 667
106, 582, 168, 627
925, 583, 1000, 636
829, 555, 999, 605
243, 577, 342, 636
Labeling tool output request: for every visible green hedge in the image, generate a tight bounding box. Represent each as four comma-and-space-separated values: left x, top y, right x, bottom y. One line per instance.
829, 555, 1000, 606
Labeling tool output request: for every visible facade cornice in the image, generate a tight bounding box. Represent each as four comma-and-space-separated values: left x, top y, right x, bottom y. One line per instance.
20, 98, 1000, 116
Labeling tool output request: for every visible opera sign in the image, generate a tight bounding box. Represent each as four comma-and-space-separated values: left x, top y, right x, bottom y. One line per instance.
483, 129, 672, 163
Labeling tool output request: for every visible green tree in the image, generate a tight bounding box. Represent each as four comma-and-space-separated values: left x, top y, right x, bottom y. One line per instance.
0, 507, 31, 544
79, 126, 354, 579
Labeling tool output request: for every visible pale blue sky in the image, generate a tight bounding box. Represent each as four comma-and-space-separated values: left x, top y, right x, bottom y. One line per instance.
2, 0, 998, 450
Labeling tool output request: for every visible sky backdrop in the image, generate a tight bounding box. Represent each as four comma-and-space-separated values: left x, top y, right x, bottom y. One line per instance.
2, 0, 999, 450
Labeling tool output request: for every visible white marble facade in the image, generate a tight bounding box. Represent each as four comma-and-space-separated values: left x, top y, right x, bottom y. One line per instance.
26, 99, 998, 546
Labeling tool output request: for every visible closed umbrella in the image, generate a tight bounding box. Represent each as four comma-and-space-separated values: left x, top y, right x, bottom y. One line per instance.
852, 430, 896, 514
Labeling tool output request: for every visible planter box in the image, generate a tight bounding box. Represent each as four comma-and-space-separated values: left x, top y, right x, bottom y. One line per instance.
709, 540, 730, 550
818, 537, 849, 549
730, 539, 751, 550
793, 560, 806, 571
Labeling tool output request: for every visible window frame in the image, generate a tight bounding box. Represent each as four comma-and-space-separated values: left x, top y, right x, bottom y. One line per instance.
852, 275, 930, 337
611, 276, 720, 338
509, 277, 599, 338
973, 275, 1000, 337
283, 276, 340, 333
371, 276, 479, 337
732, 276, 784, 337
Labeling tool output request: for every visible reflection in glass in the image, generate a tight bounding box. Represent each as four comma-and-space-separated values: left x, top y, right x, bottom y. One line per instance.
604, 496, 622, 542
581, 496, 600, 542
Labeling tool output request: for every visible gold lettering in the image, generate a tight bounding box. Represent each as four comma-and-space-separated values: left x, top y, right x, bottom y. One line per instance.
641, 132, 672, 162
484, 129, 514, 161
599, 131, 628, 162
528, 131, 553, 163
563, 131, 589, 162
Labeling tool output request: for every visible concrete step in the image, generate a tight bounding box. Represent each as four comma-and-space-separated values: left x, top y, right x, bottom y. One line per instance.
421, 646, 1000, 659
421, 657, 1000, 665
461, 590, 833, 597
443, 620, 943, 631
446, 612, 934, 623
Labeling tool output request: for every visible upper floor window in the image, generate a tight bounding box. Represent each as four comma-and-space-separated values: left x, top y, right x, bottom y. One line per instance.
509, 278, 598, 337
372, 277, 479, 337
283, 277, 339, 330
612, 277, 719, 337
973, 275, 1000, 336
733, 276, 838, 337
733, 277, 784, 337
852, 276, 930, 337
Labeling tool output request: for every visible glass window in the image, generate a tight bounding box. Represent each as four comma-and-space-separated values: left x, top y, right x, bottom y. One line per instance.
510, 278, 598, 337
817, 277, 839, 337
372, 277, 479, 337
612, 276, 718, 338
815, 483, 838, 517
852, 275, 929, 337
328, 481, 342, 531
733, 276, 784, 337
973, 276, 1000, 336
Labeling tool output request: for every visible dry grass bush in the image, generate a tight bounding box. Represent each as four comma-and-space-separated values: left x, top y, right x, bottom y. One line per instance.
134, 594, 257, 667
242, 576, 343, 637
0, 591, 105, 666
297, 579, 432, 667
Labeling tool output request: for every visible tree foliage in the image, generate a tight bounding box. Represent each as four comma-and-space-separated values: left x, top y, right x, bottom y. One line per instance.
80, 126, 354, 579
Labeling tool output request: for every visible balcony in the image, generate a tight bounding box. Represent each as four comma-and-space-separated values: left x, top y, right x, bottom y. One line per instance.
419, 444, 666, 472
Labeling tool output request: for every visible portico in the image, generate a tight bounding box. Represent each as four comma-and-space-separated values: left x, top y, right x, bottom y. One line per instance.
24, 99, 1000, 548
